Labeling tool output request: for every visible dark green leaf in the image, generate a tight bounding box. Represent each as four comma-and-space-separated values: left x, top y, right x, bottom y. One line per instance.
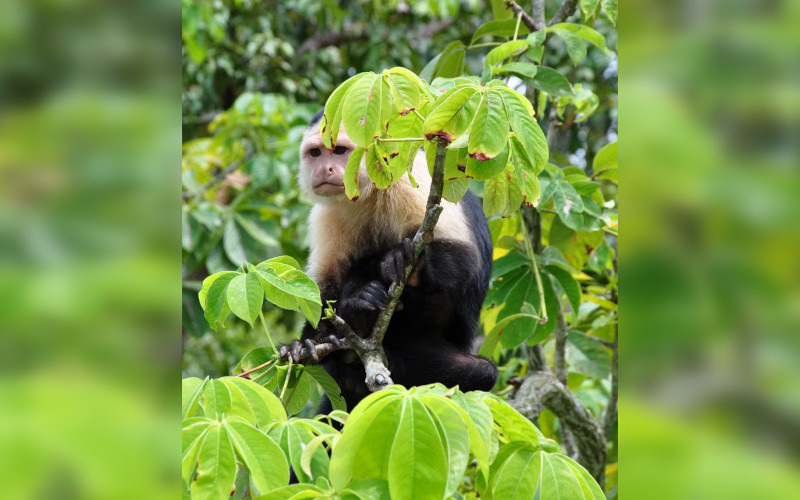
531, 66, 574, 97
471, 18, 530, 44
304, 365, 347, 412
544, 265, 581, 314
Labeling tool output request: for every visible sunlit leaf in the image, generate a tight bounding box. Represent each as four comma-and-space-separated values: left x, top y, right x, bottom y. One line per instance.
225, 420, 289, 495
469, 90, 508, 160
193, 424, 237, 500
226, 272, 263, 326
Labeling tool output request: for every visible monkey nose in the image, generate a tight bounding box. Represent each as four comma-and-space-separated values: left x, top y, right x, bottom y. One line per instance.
327, 166, 334, 175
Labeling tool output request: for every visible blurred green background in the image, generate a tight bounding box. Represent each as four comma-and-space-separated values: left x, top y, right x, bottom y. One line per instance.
0, 0, 798, 498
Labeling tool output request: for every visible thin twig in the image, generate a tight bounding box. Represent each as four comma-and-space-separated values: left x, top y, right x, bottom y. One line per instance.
504, 0, 539, 32
236, 359, 275, 378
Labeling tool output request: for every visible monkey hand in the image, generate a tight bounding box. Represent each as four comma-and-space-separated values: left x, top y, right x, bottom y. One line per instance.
279, 335, 343, 364
380, 237, 414, 285
338, 280, 390, 336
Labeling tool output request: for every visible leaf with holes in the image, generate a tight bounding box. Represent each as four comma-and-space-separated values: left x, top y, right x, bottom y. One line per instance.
341, 72, 382, 148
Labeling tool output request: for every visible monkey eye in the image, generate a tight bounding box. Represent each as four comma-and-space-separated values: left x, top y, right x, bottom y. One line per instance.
309, 148, 322, 157
333, 146, 348, 155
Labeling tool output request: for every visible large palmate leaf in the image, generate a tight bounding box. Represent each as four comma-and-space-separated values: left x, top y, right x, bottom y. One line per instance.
329, 386, 470, 500
479, 443, 603, 499
199, 271, 239, 330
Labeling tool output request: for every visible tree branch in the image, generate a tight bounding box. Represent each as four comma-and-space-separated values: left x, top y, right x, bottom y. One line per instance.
531, 0, 546, 31
328, 314, 393, 392
504, 1, 540, 32
369, 138, 448, 345
513, 372, 607, 485
548, 0, 579, 26
554, 296, 569, 386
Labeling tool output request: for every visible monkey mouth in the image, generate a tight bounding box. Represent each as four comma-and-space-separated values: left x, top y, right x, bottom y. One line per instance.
312, 182, 345, 195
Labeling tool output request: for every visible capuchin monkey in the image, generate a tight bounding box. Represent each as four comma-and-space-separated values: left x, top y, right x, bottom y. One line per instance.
283, 109, 497, 412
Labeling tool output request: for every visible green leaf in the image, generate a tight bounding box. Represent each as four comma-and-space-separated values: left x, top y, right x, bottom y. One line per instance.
423, 85, 481, 142
544, 265, 581, 314
567, 331, 612, 379
268, 420, 336, 484
483, 170, 509, 217
234, 214, 279, 248
553, 181, 586, 230
223, 217, 247, 266
182, 417, 211, 484
601, 0, 618, 25
579, 0, 600, 18
321, 73, 366, 148
550, 26, 587, 65
342, 72, 382, 148
481, 396, 544, 444
491, 252, 530, 279
554, 453, 606, 499
480, 312, 539, 355
471, 18, 530, 43
386, 69, 422, 115
499, 89, 548, 173
450, 391, 494, 478
225, 420, 289, 495
465, 144, 509, 180
200, 271, 239, 330
203, 379, 232, 420
183, 377, 207, 420
330, 397, 403, 491
226, 272, 263, 326
531, 66, 574, 97
193, 424, 237, 500
253, 262, 321, 326
549, 22, 610, 55
433, 41, 466, 79
344, 147, 364, 200
254, 484, 324, 500
364, 144, 393, 189
417, 395, 471, 498
538, 451, 590, 499
485, 40, 530, 67
469, 90, 508, 160
493, 61, 538, 79
593, 141, 617, 173
220, 376, 287, 426
482, 441, 542, 500
304, 365, 347, 412
388, 398, 448, 500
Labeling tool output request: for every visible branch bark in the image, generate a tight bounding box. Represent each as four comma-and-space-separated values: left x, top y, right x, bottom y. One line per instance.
513, 372, 607, 485
548, 0, 579, 26
505, 1, 541, 32
369, 138, 448, 345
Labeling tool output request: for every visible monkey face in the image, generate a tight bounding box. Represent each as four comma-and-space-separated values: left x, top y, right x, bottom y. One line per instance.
299, 126, 359, 201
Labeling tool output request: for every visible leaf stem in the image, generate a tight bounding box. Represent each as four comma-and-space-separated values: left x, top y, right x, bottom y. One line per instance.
259, 310, 278, 353
280, 355, 293, 402
411, 109, 425, 122
513, 11, 523, 41
520, 217, 548, 324
235, 359, 275, 378
466, 42, 502, 50
376, 137, 426, 143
